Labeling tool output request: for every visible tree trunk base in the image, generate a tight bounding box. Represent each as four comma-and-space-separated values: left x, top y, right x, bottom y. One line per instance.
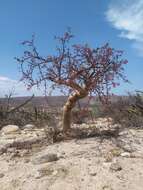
62, 91, 88, 132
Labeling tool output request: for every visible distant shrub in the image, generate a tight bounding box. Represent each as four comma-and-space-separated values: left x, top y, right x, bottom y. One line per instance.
90, 101, 105, 118
100, 91, 143, 128
0, 95, 59, 128
72, 108, 93, 124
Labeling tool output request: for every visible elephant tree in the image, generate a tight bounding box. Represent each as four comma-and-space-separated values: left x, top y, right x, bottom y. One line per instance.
16, 31, 128, 132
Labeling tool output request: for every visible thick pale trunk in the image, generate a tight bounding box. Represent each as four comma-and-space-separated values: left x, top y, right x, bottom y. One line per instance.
62, 90, 87, 132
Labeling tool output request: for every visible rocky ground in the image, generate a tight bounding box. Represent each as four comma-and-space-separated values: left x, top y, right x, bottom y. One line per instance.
0, 118, 143, 190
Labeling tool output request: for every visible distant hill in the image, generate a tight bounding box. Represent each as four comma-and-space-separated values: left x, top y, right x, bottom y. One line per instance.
0, 95, 127, 109
0, 96, 93, 108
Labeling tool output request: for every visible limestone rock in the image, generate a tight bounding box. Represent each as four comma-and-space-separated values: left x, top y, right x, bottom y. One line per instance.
1, 125, 20, 134
121, 152, 131, 157
110, 162, 122, 172
89, 171, 97, 176
22, 124, 35, 130
32, 153, 59, 164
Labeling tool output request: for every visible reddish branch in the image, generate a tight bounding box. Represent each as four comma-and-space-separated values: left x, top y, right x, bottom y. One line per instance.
16, 30, 128, 131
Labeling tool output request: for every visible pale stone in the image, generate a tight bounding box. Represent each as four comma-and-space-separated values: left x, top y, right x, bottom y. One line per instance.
52, 170, 58, 176
1, 125, 20, 134
121, 152, 131, 157
32, 153, 59, 164
23, 124, 35, 130
110, 162, 122, 172
89, 171, 97, 176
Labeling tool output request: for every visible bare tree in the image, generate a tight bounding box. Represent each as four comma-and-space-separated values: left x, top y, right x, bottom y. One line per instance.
16, 30, 128, 132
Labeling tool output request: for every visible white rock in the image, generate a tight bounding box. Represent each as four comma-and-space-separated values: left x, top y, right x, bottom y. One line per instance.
129, 129, 136, 136
1, 125, 20, 134
81, 123, 88, 128
119, 130, 129, 136
23, 124, 35, 130
52, 170, 58, 176
121, 152, 131, 157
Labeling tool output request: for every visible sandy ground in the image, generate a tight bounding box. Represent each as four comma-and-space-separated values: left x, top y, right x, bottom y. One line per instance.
0, 124, 143, 190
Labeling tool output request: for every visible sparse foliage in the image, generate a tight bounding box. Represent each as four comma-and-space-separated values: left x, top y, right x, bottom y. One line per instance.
16, 30, 128, 132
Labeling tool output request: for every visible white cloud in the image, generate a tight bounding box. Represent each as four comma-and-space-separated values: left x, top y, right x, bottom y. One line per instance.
106, 0, 143, 55
0, 75, 43, 97
0, 76, 15, 82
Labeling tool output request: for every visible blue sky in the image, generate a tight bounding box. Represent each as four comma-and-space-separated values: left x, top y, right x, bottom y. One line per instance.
0, 0, 142, 96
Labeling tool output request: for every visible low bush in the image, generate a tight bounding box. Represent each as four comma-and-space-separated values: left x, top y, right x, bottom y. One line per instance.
0, 95, 59, 128
100, 91, 143, 128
